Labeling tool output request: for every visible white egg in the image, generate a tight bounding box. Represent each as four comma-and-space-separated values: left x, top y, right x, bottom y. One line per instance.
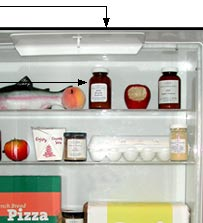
157, 148, 170, 161
140, 148, 155, 161
107, 151, 122, 162
123, 148, 139, 162
89, 150, 106, 162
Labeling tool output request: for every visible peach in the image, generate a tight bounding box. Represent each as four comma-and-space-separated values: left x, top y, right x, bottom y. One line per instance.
62, 87, 86, 109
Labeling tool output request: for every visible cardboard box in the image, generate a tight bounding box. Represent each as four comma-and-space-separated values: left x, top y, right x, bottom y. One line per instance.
0, 176, 61, 223
84, 202, 190, 223
32, 128, 65, 161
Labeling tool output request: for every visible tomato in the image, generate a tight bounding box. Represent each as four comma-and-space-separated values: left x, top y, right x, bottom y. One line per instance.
3, 139, 29, 161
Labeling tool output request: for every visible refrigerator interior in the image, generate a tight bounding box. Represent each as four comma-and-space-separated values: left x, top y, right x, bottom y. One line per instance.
0, 31, 202, 223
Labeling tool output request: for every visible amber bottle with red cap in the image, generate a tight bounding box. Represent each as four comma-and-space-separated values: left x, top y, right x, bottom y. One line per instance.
158, 67, 181, 109
89, 67, 111, 109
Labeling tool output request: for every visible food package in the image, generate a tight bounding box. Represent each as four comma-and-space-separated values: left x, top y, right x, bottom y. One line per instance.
32, 127, 65, 161
88, 136, 169, 162
84, 202, 189, 223
0, 176, 61, 223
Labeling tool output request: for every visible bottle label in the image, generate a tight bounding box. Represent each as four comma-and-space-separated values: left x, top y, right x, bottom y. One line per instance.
65, 219, 83, 223
67, 139, 86, 159
170, 139, 186, 154
91, 83, 107, 102
159, 80, 179, 104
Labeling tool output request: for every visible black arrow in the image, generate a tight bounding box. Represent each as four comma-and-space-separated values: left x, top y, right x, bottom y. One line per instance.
0, 6, 110, 28
0, 79, 87, 86
103, 6, 110, 28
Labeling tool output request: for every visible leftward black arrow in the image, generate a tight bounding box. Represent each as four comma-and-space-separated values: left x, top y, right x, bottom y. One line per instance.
0, 79, 87, 86
1, 6, 110, 28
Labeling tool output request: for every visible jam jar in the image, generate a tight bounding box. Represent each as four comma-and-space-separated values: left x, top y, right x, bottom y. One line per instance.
62, 211, 84, 223
89, 67, 111, 109
64, 132, 87, 161
158, 67, 181, 109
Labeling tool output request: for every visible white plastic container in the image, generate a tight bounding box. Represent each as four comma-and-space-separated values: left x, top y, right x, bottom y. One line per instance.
32, 127, 65, 161
88, 136, 169, 162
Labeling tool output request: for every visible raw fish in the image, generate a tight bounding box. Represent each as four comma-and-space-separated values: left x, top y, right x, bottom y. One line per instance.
0, 76, 70, 110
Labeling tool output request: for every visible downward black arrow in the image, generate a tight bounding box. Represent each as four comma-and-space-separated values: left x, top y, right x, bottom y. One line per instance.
0, 79, 87, 86
1, 6, 110, 28
103, 6, 110, 27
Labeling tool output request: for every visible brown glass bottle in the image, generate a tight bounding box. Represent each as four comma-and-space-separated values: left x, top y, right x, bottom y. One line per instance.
158, 67, 181, 109
89, 67, 111, 109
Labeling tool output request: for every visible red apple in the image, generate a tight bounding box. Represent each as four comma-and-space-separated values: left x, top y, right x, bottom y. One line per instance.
3, 139, 29, 161
124, 84, 151, 109
62, 86, 86, 109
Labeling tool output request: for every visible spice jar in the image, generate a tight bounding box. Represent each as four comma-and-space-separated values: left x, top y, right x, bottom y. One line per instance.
62, 211, 84, 223
64, 132, 87, 161
170, 124, 188, 161
158, 67, 181, 109
89, 67, 111, 109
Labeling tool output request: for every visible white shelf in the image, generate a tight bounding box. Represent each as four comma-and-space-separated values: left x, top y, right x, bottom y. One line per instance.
0, 160, 196, 165
0, 109, 194, 118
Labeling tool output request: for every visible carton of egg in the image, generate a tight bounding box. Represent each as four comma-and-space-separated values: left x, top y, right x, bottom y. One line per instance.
88, 136, 170, 162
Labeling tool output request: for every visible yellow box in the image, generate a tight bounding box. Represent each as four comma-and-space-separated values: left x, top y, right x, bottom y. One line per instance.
84, 202, 189, 223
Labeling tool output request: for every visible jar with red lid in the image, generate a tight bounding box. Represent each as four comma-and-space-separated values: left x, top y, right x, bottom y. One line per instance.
89, 67, 111, 109
158, 67, 181, 109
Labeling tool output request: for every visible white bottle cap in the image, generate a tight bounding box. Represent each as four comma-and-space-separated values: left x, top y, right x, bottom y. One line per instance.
170, 124, 187, 129
92, 66, 109, 74
162, 67, 178, 73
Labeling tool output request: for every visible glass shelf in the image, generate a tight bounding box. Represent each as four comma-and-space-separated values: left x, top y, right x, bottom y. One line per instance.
0, 160, 196, 165
0, 109, 194, 118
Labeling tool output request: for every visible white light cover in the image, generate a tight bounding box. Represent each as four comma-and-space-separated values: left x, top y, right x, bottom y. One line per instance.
10, 32, 145, 56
